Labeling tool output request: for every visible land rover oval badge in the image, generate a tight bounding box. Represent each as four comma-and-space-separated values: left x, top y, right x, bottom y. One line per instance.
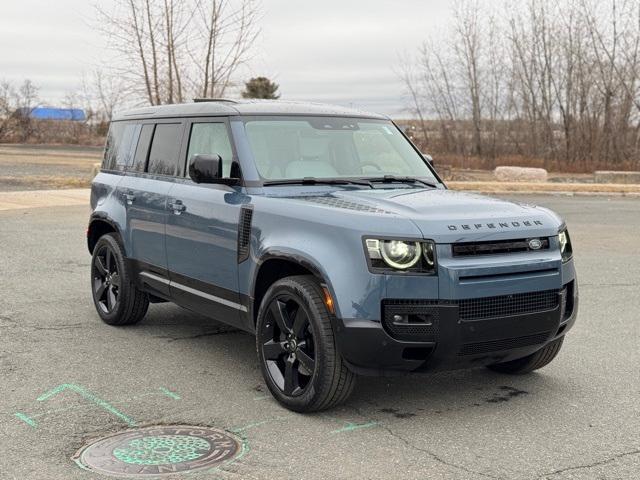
529, 238, 543, 250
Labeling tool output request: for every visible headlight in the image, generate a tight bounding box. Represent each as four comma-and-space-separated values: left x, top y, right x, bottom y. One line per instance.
558, 227, 573, 262
380, 240, 421, 269
365, 238, 437, 273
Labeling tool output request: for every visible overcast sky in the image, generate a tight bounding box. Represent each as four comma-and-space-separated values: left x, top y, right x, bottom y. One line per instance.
0, 0, 452, 116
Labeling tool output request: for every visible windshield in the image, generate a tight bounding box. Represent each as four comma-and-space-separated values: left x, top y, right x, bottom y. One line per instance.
243, 116, 438, 182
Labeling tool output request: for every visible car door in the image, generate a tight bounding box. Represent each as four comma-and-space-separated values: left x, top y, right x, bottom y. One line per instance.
165, 118, 246, 328
119, 120, 186, 298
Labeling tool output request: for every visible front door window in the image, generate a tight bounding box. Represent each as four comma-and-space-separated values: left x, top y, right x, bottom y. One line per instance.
186, 123, 234, 177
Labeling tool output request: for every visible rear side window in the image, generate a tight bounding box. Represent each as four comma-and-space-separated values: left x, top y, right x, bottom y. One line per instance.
130, 124, 155, 172
147, 123, 183, 176
186, 123, 234, 177
103, 122, 137, 171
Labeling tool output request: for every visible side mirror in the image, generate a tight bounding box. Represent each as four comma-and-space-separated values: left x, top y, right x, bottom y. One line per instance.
423, 153, 434, 165
189, 154, 222, 184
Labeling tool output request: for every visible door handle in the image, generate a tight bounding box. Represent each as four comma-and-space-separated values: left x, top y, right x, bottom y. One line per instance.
124, 191, 135, 205
168, 199, 186, 214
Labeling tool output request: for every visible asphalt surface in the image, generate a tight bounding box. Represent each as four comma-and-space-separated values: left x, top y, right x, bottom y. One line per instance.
0, 195, 638, 480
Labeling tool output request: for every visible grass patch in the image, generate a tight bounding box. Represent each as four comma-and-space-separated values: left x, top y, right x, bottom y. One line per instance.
448, 181, 640, 194
0, 176, 91, 190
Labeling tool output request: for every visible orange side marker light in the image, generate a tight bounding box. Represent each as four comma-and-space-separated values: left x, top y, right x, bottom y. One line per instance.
322, 285, 335, 315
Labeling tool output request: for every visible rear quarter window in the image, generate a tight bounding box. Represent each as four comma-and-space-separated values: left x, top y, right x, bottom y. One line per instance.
102, 122, 137, 171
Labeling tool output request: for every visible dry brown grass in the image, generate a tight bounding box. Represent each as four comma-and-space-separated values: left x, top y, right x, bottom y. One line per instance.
0, 145, 99, 191
448, 181, 640, 194
433, 154, 640, 173
0, 176, 91, 189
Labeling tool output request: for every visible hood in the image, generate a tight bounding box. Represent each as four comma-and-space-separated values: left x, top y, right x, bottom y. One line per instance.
299, 188, 562, 243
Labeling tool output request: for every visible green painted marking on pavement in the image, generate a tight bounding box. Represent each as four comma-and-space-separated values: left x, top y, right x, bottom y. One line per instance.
14, 412, 37, 428
28, 391, 159, 418
159, 387, 181, 400
37, 383, 137, 427
330, 421, 378, 434
18, 390, 174, 421
229, 415, 289, 434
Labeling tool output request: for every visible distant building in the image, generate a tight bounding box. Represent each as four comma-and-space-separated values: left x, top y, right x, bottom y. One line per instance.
15, 107, 86, 122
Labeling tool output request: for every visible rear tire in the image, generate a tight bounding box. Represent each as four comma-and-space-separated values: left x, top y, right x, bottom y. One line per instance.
91, 233, 149, 326
256, 275, 355, 412
487, 336, 565, 374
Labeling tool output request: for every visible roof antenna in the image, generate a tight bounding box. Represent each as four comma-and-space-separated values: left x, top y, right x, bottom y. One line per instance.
192, 98, 238, 103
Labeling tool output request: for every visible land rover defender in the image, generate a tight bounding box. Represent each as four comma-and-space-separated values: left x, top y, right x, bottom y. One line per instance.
88, 100, 578, 412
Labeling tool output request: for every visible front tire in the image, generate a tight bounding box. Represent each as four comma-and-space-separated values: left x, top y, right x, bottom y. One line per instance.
91, 233, 149, 326
256, 275, 355, 412
487, 336, 565, 374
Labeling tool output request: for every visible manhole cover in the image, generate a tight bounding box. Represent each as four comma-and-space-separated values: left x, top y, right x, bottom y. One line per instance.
74, 425, 242, 477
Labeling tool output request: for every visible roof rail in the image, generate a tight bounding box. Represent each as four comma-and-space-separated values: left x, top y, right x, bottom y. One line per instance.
192, 98, 239, 104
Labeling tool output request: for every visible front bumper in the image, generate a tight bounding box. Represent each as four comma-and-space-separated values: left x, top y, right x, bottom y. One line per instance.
335, 281, 578, 376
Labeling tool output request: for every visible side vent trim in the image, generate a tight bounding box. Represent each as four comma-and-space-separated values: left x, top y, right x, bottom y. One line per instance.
237, 205, 254, 263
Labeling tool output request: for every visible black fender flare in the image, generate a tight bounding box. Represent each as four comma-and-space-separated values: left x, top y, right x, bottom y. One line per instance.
251, 250, 335, 301
87, 213, 124, 254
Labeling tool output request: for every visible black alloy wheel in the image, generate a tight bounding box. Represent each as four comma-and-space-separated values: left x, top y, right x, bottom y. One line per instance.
92, 244, 121, 314
261, 295, 316, 396
90, 233, 149, 326
256, 275, 355, 412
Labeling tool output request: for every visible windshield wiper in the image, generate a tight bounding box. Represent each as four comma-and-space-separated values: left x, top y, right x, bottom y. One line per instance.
364, 175, 438, 189
263, 177, 373, 188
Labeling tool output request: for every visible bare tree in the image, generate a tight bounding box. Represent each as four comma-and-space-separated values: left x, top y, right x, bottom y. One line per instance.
400, 0, 640, 172
95, 0, 260, 105
193, 0, 260, 98
93, 70, 126, 121
14, 79, 39, 142
453, 0, 484, 156
398, 57, 430, 149
0, 80, 14, 141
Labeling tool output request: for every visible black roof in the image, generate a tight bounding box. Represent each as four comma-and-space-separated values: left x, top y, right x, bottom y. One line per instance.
111, 99, 388, 121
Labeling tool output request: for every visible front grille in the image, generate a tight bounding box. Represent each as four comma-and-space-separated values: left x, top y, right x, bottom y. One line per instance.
452, 238, 549, 257
382, 290, 560, 341
458, 289, 559, 321
458, 331, 550, 356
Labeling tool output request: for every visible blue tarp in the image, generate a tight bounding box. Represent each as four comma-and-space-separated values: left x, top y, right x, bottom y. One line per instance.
20, 107, 86, 121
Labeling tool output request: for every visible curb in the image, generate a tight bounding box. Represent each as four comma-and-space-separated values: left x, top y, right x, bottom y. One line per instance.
0, 188, 90, 211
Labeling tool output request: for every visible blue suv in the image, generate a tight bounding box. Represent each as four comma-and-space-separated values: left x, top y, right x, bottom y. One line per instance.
88, 100, 578, 412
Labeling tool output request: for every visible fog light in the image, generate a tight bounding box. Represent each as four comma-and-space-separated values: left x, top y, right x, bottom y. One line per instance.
393, 314, 408, 323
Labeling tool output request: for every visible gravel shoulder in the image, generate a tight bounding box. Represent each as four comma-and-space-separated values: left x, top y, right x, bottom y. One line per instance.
0, 144, 100, 191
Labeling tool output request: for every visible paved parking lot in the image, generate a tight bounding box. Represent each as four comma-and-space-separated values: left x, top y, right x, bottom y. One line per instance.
0, 195, 639, 479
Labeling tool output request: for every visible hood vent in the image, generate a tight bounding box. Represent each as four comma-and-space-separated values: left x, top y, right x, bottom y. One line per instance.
300, 196, 392, 214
